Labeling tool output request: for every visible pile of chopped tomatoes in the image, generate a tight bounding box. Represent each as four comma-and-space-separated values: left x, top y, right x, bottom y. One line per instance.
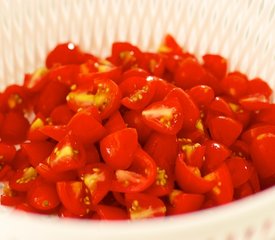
0, 35, 274, 220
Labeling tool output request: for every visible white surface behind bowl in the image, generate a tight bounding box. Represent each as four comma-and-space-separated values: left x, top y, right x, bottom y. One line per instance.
0, 0, 274, 239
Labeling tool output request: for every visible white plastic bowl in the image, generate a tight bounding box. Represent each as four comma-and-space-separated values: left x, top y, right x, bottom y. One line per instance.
0, 0, 274, 239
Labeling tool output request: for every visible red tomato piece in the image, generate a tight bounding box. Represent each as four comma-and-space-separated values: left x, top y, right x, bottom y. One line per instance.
247, 78, 272, 98
9, 166, 38, 192
226, 157, 252, 188
68, 108, 106, 144
159, 34, 183, 54
121, 68, 149, 82
120, 76, 155, 110
104, 111, 126, 134
67, 78, 121, 119
203, 140, 231, 173
23, 67, 48, 92
78, 163, 113, 205
111, 148, 157, 193
0, 111, 30, 144
208, 97, 234, 117
27, 114, 47, 141
181, 142, 206, 169
175, 57, 206, 89
50, 104, 74, 125
241, 124, 275, 144
202, 54, 227, 80
208, 116, 243, 146
56, 181, 89, 216
125, 192, 166, 220
123, 110, 152, 144
95, 205, 128, 220
142, 97, 184, 135
100, 128, 138, 170
205, 163, 233, 205
188, 85, 215, 107
148, 76, 174, 102
46, 43, 85, 68
250, 133, 275, 178
0, 164, 13, 181
21, 141, 56, 167
0, 143, 16, 163
221, 73, 248, 99
47, 133, 86, 172
255, 104, 275, 125
40, 125, 67, 141
175, 153, 215, 194
166, 88, 200, 130
239, 94, 270, 111
27, 180, 60, 211
168, 190, 204, 215
36, 163, 76, 182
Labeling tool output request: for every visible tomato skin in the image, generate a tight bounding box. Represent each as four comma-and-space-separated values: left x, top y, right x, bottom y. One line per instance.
142, 97, 184, 135
95, 205, 128, 220
111, 148, 157, 193
47, 133, 86, 172
0, 143, 16, 163
166, 88, 200, 130
104, 111, 126, 134
68, 109, 106, 144
208, 116, 243, 146
125, 192, 166, 219
27, 180, 60, 211
202, 54, 227, 80
168, 190, 204, 215
203, 140, 231, 173
50, 104, 74, 125
22, 141, 55, 167
100, 128, 138, 170
56, 181, 89, 216
0, 111, 30, 144
247, 78, 272, 98
123, 110, 152, 144
250, 133, 275, 178
175, 153, 215, 194
40, 125, 67, 142
188, 85, 215, 107
226, 157, 252, 188
241, 124, 275, 144
46, 43, 85, 68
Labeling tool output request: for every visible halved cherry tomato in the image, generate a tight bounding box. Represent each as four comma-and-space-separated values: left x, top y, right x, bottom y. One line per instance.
68, 108, 106, 144
188, 85, 215, 107
47, 133, 86, 172
0, 143, 16, 163
208, 116, 243, 146
120, 76, 155, 110
46, 43, 85, 68
239, 94, 270, 111
67, 78, 121, 119
50, 104, 74, 125
205, 163, 233, 205
9, 166, 38, 192
23, 67, 48, 92
40, 125, 67, 142
250, 133, 275, 178
247, 78, 272, 98
111, 148, 157, 193
142, 97, 184, 135
166, 88, 200, 129
125, 192, 166, 220
202, 54, 227, 80
241, 124, 275, 144
27, 114, 48, 141
78, 163, 113, 205
95, 205, 128, 220
56, 181, 89, 216
168, 190, 204, 215
104, 111, 126, 134
100, 128, 138, 170
27, 179, 60, 211
175, 153, 215, 194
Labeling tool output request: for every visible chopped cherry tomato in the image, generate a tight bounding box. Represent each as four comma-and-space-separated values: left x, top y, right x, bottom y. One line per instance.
208, 116, 243, 146
95, 205, 128, 220
104, 111, 126, 134
142, 97, 184, 135
47, 133, 86, 172
50, 104, 74, 125
205, 163, 233, 205
168, 190, 204, 215
27, 179, 60, 211
111, 148, 157, 193
56, 181, 89, 216
120, 76, 155, 110
250, 133, 275, 178
125, 192, 166, 220
100, 128, 138, 170
188, 85, 215, 107
78, 163, 113, 205
175, 153, 215, 194
0, 143, 16, 163
202, 54, 227, 80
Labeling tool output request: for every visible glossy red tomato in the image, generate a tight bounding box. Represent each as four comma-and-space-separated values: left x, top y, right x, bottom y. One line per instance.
100, 128, 138, 170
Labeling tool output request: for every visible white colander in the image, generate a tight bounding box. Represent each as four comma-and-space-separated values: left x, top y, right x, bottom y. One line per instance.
0, 0, 274, 239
